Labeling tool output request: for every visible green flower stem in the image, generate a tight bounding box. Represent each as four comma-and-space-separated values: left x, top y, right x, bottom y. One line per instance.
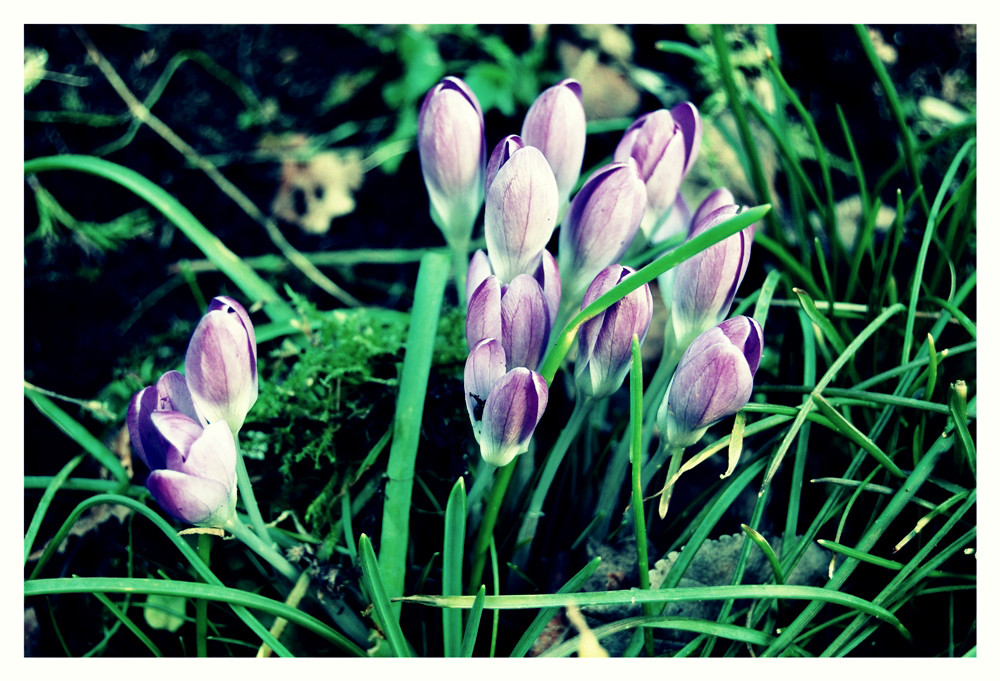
233, 437, 270, 544
196, 533, 211, 657
628, 335, 654, 656
468, 463, 516, 594
657, 445, 687, 519
511, 399, 592, 570
223, 515, 298, 583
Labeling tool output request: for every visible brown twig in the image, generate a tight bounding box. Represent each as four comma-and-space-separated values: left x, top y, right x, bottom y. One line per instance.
73, 27, 361, 307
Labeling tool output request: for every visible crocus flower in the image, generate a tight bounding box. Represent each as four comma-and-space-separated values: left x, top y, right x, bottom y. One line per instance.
575, 265, 654, 399
484, 145, 559, 282
521, 78, 586, 207
128, 376, 238, 527
466, 273, 551, 371
465, 341, 549, 468
657, 316, 763, 448
614, 102, 702, 240
669, 192, 753, 351
467, 248, 561, 330
558, 160, 647, 303
146, 415, 239, 526
185, 296, 258, 435
417, 76, 487, 249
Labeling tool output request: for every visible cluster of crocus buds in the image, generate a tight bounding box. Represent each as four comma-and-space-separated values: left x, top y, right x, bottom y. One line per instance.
127, 296, 258, 526
657, 315, 763, 448
575, 265, 654, 400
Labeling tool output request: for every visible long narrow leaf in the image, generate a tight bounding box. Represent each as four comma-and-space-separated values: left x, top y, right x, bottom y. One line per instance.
442, 477, 467, 657
359, 534, 412, 657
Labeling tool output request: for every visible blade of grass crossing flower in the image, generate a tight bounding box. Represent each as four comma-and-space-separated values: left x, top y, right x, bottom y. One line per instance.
23, 155, 295, 325
760, 303, 905, 496
811, 393, 905, 477
539, 205, 769, 384
901, 138, 975, 364
379, 251, 450, 618
359, 534, 412, 657
26, 576, 364, 655
92, 592, 162, 657
509, 556, 602, 657
442, 477, 466, 657
24, 454, 83, 564
460, 586, 486, 656
25, 389, 128, 487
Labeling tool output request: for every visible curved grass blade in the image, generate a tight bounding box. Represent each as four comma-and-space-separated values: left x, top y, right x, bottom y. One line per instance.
92, 592, 162, 657
358, 534, 412, 657
26, 576, 364, 655
742, 524, 785, 585
539, 204, 769, 384
811, 393, 905, 478
23, 154, 295, 324
24, 454, 84, 564
27, 494, 298, 657
25, 389, 128, 487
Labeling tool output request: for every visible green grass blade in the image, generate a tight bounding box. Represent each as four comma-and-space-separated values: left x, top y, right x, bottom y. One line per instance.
442, 476, 467, 657
509, 556, 602, 657
460, 586, 486, 657
25, 388, 128, 486
24, 454, 84, 564
378, 250, 450, 618
23, 154, 295, 324
900, 137, 975, 363
92, 592, 162, 657
358, 534, 412, 657
539, 204, 770, 384
754, 233, 823, 298
811, 393, 905, 478
28, 494, 302, 656
26, 577, 363, 655
760, 303, 905, 495
742, 524, 785, 585
752, 268, 784, 330
793, 287, 846, 356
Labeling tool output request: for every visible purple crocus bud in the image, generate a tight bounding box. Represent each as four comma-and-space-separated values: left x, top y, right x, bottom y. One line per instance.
521, 78, 586, 207
575, 266, 654, 399
657, 316, 763, 448
477, 367, 549, 467
558, 161, 647, 303
127, 370, 201, 473
185, 296, 258, 434
418, 76, 487, 248
464, 338, 507, 441
670, 199, 754, 351
484, 145, 559, 282
485, 134, 526, 196
466, 274, 551, 371
146, 415, 238, 526
614, 103, 702, 239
